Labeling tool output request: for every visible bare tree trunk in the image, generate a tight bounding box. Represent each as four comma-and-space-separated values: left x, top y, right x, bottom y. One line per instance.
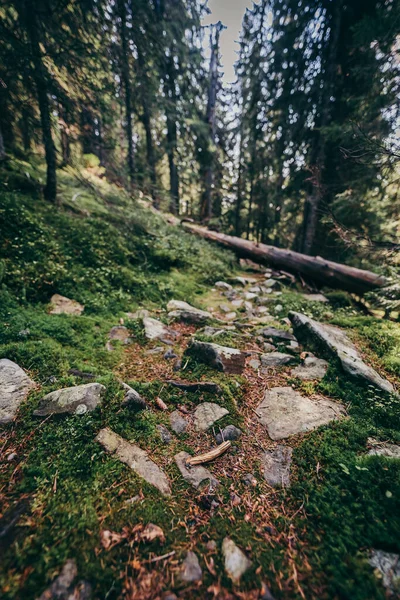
164, 54, 180, 214
299, 0, 342, 254
200, 23, 223, 221
118, 0, 135, 186
24, 0, 57, 201
0, 123, 5, 161
182, 222, 387, 294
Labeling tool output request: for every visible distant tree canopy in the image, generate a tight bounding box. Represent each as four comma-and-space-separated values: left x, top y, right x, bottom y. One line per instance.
0, 0, 399, 260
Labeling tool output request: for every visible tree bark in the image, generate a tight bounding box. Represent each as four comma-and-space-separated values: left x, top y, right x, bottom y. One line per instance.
181, 222, 387, 295
118, 0, 135, 186
0, 123, 5, 161
24, 0, 57, 201
164, 54, 180, 214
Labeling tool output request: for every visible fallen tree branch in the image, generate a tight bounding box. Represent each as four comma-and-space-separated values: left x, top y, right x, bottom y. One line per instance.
186, 441, 231, 466
181, 222, 387, 295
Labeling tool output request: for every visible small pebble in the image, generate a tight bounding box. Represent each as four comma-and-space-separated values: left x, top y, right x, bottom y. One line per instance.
157, 424, 172, 444
7, 452, 17, 462
242, 473, 257, 487
173, 358, 182, 371
206, 540, 217, 552
164, 348, 178, 360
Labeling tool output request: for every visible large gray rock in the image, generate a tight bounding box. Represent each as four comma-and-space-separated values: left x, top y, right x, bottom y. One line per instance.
256, 386, 345, 440
369, 550, 400, 594
291, 355, 329, 380
175, 451, 218, 489
367, 441, 400, 459
49, 294, 84, 315
260, 352, 297, 368
215, 424, 242, 445
186, 340, 246, 374
33, 383, 105, 417
0, 359, 36, 424
222, 537, 252, 582
179, 551, 202, 583
290, 312, 395, 395
120, 382, 148, 410
143, 317, 179, 344
194, 402, 229, 431
96, 428, 171, 495
262, 445, 293, 488
167, 300, 212, 324
169, 410, 189, 434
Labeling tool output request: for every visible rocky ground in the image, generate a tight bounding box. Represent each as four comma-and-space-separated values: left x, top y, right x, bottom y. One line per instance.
1, 265, 400, 599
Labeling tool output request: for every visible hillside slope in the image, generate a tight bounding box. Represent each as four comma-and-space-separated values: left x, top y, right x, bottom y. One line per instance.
1, 161, 400, 600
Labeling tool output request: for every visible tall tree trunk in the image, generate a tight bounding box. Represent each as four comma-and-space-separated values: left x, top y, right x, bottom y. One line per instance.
0, 123, 5, 161
235, 118, 245, 236
118, 0, 135, 186
299, 0, 342, 254
200, 23, 223, 221
24, 0, 57, 202
164, 54, 180, 215
59, 103, 70, 166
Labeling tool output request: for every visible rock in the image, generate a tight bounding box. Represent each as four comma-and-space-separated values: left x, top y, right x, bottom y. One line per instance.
264, 279, 277, 288
368, 550, 400, 594
33, 383, 105, 417
179, 551, 202, 583
301, 293, 329, 303
145, 346, 164, 355
106, 326, 132, 351
290, 312, 395, 395
263, 342, 276, 353
249, 358, 261, 370
167, 300, 212, 324
170, 410, 189, 434
248, 286, 261, 293
194, 402, 229, 431
245, 292, 257, 301
202, 325, 235, 338
164, 348, 178, 360
206, 540, 217, 552
261, 327, 296, 343
215, 281, 233, 291
256, 386, 345, 440
260, 582, 277, 600
120, 382, 148, 410
96, 428, 171, 495
291, 355, 328, 380
215, 425, 242, 445
367, 441, 400, 459
0, 359, 36, 424
222, 537, 252, 582
166, 380, 222, 394
274, 304, 283, 313
231, 299, 243, 308
7, 452, 17, 461
173, 359, 182, 371
257, 306, 269, 315
143, 317, 179, 344
242, 473, 257, 487
126, 308, 149, 319
49, 294, 84, 316
286, 340, 301, 355
260, 352, 297, 367
219, 303, 233, 313
157, 424, 172, 444
163, 593, 178, 600
234, 276, 258, 286
186, 340, 246, 374
175, 451, 219, 489
224, 312, 237, 321
36, 559, 92, 600
262, 445, 293, 488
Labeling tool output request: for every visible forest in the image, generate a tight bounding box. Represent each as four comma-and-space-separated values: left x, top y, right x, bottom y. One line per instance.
1, 1, 400, 599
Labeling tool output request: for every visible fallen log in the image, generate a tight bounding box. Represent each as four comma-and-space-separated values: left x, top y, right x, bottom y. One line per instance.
181, 222, 387, 295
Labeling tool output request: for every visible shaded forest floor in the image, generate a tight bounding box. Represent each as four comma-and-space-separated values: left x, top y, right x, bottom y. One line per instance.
1, 159, 400, 599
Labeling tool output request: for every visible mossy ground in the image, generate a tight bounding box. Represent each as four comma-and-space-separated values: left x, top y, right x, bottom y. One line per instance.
1, 160, 400, 599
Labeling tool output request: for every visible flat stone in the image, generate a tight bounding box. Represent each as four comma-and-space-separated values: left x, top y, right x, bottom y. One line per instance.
290, 312, 395, 395
167, 300, 212, 324
170, 410, 189, 434
143, 317, 179, 344
120, 382, 148, 410
369, 550, 400, 594
249, 358, 261, 370
248, 286, 261, 293
262, 445, 292, 487
231, 299, 243, 308
202, 325, 236, 338
49, 294, 84, 315
367, 441, 400, 459
261, 327, 296, 343
301, 293, 329, 303
175, 451, 219, 489
215, 425, 242, 445
234, 276, 258, 286
0, 359, 36, 424
186, 340, 246, 374
145, 346, 164, 355
242, 473, 257, 487
126, 309, 149, 319
260, 352, 297, 367
224, 312, 237, 321
179, 551, 202, 583
264, 279, 277, 288
256, 386, 345, 440
245, 292, 257, 301
215, 281, 233, 291
263, 343, 276, 353
194, 402, 229, 431
291, 356, 329, 380
33, 383, 106, 417
157, 424, 172, 444
219, 303, 233, 313
164, 348, 178, 360
222, 537, 252, 582
96, 428, 171, 495
106, 326, 132, 351
166, 380, 222, 394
